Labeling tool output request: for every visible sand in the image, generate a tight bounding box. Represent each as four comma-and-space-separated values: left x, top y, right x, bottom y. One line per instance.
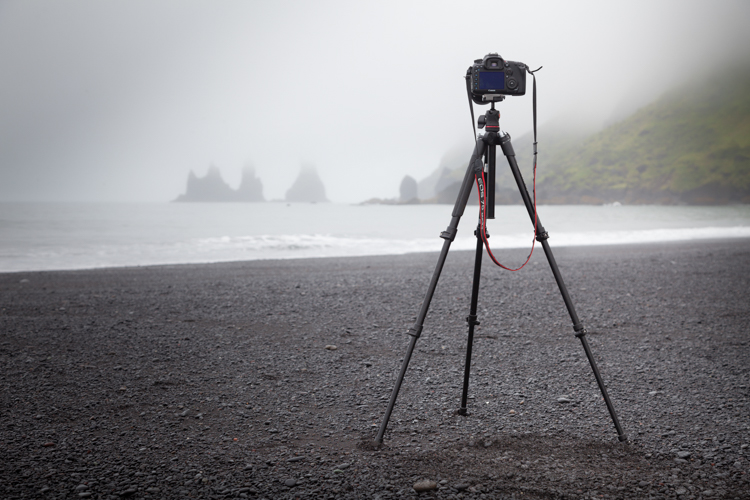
1, 238, 749, 498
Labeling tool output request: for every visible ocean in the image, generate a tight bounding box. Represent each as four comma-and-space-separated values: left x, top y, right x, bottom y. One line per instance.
1, 202, 749, 273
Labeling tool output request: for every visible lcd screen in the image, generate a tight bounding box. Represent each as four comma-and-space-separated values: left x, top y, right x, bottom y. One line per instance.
478, 71, 505, 91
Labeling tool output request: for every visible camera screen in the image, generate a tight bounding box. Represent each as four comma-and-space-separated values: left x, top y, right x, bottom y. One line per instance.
478, 71, 505, 91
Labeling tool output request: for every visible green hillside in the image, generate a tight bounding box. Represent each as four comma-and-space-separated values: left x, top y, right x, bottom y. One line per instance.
537, 66, 750, 204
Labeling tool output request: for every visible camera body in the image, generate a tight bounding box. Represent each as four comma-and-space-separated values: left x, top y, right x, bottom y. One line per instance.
469, 53, 527, 104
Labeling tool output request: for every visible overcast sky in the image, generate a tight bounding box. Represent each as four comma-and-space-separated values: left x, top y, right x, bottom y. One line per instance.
1, 0, 749, 203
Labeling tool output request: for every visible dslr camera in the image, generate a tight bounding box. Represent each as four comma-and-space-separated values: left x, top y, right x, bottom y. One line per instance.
468, 53, 527, 103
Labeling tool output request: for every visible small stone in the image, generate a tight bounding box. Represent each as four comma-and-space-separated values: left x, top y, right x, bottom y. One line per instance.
734, 461, 742, 468
284, 478, 297, 487
334, 462, 350, 470
677, 451, 691, 459
145, 487, 159, 493
43, 442, 55, 447
75, 485, 89, 491
675, 486, 687, 495
78, 493, 92, 498
557, 396, 572, 403
287, 456, 303, 462
413, 479, 437, 492
702, 490, 713, 496
325, 345, 337, 350
454, 483, 469, 491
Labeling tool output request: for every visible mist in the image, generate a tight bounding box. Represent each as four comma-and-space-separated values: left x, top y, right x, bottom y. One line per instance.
1, 0, 749, 203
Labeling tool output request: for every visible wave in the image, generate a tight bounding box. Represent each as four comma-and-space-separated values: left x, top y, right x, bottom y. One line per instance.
3, 226, 749, 273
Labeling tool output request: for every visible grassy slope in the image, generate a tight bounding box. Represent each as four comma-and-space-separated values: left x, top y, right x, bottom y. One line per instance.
538, 66, 750, 204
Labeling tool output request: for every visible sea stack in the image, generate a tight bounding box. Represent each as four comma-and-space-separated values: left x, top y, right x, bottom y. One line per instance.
399, 175, 418, 203
236, 164, 264, 201
285, 165, 328, 203
174, 164, 264, 202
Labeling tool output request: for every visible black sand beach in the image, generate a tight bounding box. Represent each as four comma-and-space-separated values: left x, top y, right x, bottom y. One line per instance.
1, 239, 749, 499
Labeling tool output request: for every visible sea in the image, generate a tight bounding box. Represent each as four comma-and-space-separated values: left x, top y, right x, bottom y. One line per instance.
1, 202, 749, 273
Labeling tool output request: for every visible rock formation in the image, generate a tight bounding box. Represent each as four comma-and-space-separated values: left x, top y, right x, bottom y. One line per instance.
399, 175, 418, 203
285, 165, 328, 203
174, 164, 264, 202
236, 164, 264, 201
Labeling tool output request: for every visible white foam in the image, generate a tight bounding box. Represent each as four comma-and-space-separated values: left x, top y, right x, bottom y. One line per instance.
2, 203, 749, 272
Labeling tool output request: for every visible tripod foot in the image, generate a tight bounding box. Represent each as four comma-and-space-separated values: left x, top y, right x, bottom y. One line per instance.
618, 433, 628, 443
457, 408, 468, 416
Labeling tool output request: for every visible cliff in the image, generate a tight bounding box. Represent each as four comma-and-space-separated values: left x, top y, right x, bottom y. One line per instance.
409, 63, 750, 205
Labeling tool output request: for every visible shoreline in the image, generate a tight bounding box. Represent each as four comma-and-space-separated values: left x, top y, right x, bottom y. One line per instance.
3, 235, 750, 276
2, 238, 749, 498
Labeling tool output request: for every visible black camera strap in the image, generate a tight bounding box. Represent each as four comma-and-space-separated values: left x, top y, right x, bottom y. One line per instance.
528, 65, 542, 164
465, 74, 479, 146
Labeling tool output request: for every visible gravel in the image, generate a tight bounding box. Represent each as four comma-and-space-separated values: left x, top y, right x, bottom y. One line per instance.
1, 238, 749, 499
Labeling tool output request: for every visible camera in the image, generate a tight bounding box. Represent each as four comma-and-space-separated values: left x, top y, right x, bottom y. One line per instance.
468, 53, 527, 103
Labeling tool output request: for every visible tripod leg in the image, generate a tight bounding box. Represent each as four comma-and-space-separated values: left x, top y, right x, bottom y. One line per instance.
498, 133, 628, 442
375, 140, 487, 444
458, 225, 484, 415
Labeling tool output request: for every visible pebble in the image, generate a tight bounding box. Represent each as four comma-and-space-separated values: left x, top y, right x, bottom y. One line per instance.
4, 241, 750, 499
325, 345, 337, 350
284, 478, 297, 487
413, 479, 437, 492
557, 396, 572, 403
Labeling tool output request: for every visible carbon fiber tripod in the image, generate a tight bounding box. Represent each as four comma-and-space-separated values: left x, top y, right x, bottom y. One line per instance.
375, 105, 627, 444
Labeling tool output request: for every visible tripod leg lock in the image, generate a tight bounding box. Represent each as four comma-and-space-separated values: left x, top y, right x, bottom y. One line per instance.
407, 326, 423, 338
440, 227, 457, 241
466, 314, 479, 326
535, 229, 549, 242
574, 324, 587, 338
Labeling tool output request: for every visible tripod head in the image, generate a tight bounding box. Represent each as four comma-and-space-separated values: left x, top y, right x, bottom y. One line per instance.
477, 103, 500, 134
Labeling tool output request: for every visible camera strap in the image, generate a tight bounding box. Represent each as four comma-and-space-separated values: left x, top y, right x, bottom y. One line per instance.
470, 65, 543, 271
465, 74, 479, 145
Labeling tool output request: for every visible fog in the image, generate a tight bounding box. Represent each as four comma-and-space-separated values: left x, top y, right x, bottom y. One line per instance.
1, 0, 749, 203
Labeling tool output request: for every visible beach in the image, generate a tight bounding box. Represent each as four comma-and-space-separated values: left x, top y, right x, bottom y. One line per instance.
1, 238, 749, 499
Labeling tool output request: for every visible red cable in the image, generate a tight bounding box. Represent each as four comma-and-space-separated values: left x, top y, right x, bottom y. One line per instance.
476, 157, 538, 271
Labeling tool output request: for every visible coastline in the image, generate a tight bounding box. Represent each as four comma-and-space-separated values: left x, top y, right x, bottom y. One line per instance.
1, 238, 749, 498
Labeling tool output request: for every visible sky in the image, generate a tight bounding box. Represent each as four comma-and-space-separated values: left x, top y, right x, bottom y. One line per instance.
1, 0, 749, 203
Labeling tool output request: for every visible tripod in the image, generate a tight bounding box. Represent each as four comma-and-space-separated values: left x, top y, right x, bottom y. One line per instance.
375, 103, 627, 444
